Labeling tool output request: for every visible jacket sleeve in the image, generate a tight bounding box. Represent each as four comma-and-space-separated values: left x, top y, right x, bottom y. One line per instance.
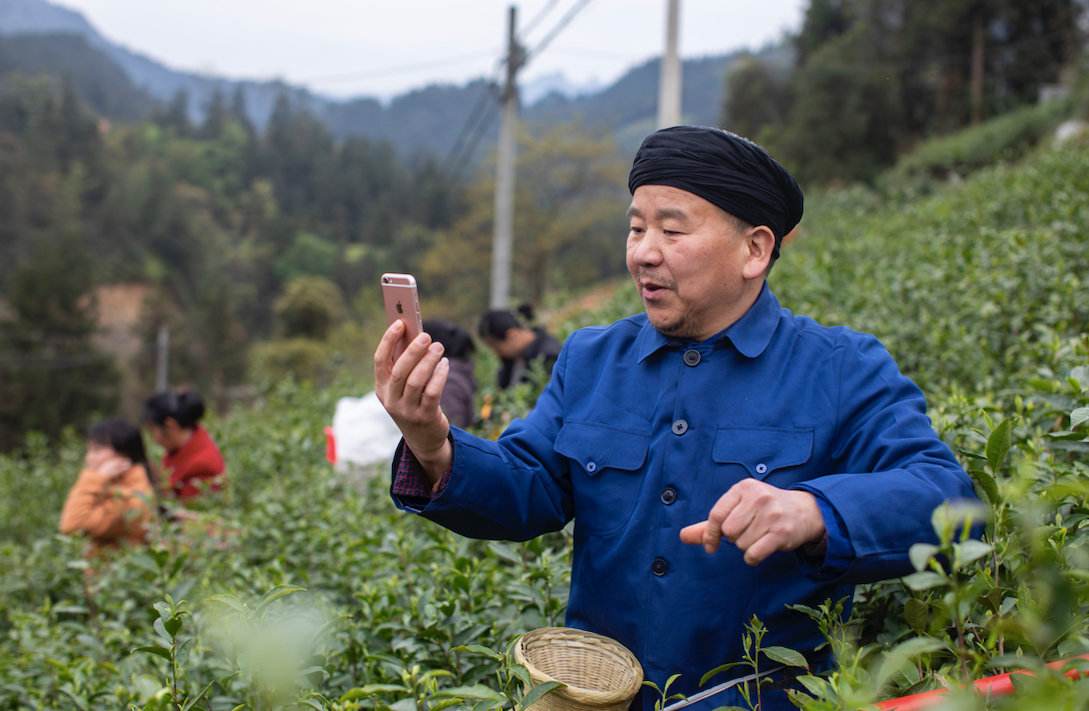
59, 468, 128, 540
391, 337, 575, 541
792, 334, 979, 584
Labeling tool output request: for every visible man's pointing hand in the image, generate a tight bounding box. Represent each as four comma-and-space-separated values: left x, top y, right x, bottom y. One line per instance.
680, 479, 825, 566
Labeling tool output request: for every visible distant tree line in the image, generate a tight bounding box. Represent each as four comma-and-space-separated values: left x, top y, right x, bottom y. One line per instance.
0, 73, 628, 448
722, 0, 1085, 183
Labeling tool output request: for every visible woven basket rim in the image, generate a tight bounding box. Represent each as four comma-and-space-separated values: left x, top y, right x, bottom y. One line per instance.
514, 627, 644, 706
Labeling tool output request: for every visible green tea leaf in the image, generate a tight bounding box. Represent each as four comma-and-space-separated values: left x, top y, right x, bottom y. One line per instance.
432, 685, 507, 703
340, 684, 409, 700
904, 598, 929, 633
700, 662, 745, 687
520, 681, 565, 710
969, 466, 1001, 504
453, 644, 504, 661
985, 418, 1013, 472
132, 645, 171, 661
762, 646, 809, 669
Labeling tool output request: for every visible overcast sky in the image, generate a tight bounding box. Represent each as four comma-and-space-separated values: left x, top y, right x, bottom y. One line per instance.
54, 0, 806, 99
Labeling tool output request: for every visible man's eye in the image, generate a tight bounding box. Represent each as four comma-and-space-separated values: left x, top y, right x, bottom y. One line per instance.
629, 225, 645, 234
664, 229, 682, 236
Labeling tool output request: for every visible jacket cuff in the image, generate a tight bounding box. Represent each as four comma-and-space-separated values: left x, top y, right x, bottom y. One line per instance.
390, 437, 454, 512
793, 489, 853, 579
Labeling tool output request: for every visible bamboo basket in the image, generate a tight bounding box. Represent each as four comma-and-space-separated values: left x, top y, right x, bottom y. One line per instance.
513, 627, 644, 711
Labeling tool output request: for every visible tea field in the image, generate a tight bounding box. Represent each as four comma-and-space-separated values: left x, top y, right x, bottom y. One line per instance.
2, 138, 1089, 710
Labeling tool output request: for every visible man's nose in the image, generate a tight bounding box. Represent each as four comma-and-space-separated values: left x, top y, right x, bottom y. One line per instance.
632, 230, 664, 266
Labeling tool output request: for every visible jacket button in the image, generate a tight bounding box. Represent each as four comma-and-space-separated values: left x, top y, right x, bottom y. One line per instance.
586, 461, 597, 473
652, 557, 669, 576
660, 487, 677, 505
755, 463, 768, 475
671, 419, 688, 436
683, 349, 701, 366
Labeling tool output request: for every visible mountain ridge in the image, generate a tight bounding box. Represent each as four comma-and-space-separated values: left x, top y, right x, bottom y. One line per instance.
0, 0, 790, 159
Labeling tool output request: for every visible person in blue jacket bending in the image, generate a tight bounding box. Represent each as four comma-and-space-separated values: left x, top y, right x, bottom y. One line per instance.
373, 125, 978, 711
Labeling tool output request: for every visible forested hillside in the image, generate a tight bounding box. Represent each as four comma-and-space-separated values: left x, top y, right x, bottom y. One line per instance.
0, 72, 630, 447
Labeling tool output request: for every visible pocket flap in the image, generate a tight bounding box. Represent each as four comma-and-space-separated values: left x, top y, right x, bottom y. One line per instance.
712, 427, 813, 478
555, 421, 650, 474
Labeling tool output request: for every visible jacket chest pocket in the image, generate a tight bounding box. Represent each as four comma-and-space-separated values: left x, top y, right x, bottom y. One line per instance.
712, 427, 814, 482
554, 421, 650, 537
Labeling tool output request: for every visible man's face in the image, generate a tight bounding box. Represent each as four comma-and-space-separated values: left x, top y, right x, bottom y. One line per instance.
626, 185, 764, 341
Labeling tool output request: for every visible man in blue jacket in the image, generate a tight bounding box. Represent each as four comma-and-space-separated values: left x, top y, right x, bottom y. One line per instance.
374, 126, 978, 710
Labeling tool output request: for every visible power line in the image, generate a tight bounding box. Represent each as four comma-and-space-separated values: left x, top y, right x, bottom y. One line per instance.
521, 0, 563, 41
300, 50, 499, 84
442, 82, 500, 176
441, 0, 597, 181
525, 0, 595, 63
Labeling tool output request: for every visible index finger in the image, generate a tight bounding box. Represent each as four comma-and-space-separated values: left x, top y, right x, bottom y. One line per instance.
703, 486, 744, 554
679, 521, 707, 545
374, 320, 406, 384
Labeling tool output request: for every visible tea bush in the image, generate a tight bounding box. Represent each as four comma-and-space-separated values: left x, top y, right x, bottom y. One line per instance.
887, 99, 1074, 184
2, 140, 1088, 709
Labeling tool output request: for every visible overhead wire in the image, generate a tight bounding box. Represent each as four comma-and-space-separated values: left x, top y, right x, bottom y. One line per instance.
520, 0, 564, 42
301, 50, 500, 84
524, 0, 595, 63
442, 0, 595, 179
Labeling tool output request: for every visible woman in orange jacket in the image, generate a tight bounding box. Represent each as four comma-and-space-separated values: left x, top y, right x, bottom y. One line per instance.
59, 419, 156, 554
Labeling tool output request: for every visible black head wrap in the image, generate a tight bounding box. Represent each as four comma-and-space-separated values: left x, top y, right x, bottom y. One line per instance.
627, 125, 804, 258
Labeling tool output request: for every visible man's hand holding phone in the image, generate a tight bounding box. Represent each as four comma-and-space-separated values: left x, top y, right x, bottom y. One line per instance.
374, 319, 453, 488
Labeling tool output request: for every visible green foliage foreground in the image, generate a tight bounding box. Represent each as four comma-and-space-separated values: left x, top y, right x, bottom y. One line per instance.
2, 141, 1089, 709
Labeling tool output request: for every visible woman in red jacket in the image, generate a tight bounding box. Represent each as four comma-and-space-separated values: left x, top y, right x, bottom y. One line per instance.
143, 389, 225, 500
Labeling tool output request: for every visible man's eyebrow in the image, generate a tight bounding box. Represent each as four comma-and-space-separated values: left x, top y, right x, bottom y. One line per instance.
655, 207, 689, 222
626, 206, 690, 221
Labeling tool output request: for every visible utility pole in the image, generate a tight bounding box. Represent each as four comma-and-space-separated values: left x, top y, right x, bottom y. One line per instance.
491, 5, 523, 308
970, 10, 985, 125
155, 324, 169, 391
657, 0, 682, 128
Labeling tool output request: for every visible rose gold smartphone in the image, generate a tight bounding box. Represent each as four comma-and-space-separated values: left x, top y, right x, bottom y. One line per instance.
381, 273, 422, 359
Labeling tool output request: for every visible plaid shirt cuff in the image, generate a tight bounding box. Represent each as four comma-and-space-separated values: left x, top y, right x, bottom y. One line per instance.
391, 441, 452, 500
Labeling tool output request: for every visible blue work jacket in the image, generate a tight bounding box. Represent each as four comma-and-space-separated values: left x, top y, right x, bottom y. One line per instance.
392, 285, 977, 711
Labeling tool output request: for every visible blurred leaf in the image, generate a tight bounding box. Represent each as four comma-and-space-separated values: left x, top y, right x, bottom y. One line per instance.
875, 637, 946, 690
909, 543, 939, 572
954, 539, 993, 568
902, 572, 946, 591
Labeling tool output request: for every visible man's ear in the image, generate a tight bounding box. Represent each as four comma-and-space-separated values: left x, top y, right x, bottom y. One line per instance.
742, 225, 777, 279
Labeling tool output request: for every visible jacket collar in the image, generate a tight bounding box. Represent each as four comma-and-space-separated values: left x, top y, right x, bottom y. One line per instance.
635, 283, 782, 362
